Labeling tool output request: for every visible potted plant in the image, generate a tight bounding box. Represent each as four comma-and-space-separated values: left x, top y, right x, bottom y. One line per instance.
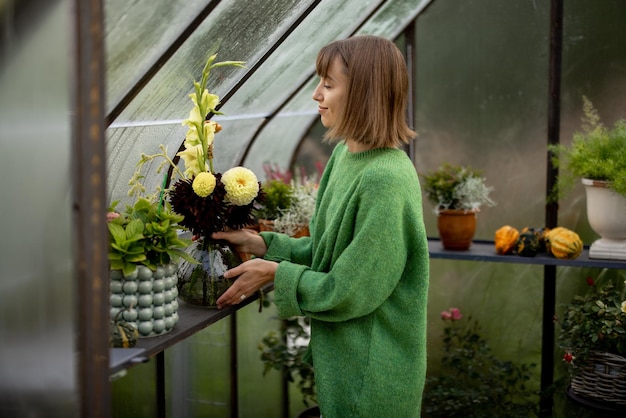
422, 163, 495, 250
272, 180, 318, 238
254, 162, 321, 238
556, 273, 626, 406
549, 96, 626, 260
259, 315, 318, 417
254, 178, 294, 231
107, 196, 195, 339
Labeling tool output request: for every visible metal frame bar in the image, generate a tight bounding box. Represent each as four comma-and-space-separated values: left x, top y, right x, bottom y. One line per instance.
72, 0, 110, 416
540, 0, 564, 415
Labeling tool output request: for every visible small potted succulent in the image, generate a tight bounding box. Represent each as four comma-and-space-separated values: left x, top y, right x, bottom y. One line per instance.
549, 96, 626, 260
422, 163, 495, 250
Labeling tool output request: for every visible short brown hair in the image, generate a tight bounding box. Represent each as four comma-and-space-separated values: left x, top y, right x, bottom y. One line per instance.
315, 35, 415, 148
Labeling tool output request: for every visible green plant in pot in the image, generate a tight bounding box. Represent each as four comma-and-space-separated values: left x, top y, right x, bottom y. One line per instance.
555, 272, 626, 405
422, 163, 495, 250
549, 96, 626, 260
254, 178, 294, 229
107, 197, 195, 339
259, 315, 318, 415
272, 180, 318, 238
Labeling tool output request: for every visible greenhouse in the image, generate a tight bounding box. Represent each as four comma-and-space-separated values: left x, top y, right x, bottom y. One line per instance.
1, 0, 626, 417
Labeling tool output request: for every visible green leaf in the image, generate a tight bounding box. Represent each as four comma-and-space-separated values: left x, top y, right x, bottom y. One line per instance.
122, 263, 137, 277
108, 223, 126, 244
126, 219, 145, 239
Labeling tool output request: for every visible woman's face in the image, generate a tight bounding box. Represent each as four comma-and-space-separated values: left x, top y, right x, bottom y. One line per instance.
312, 57, 348, 129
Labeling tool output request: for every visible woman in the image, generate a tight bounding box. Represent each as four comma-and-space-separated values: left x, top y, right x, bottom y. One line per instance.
215, 35, 429, 417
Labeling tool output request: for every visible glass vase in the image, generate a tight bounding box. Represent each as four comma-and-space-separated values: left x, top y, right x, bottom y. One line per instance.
177, 237, 242, 308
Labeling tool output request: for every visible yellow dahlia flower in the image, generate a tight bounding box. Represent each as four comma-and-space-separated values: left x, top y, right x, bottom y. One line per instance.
222, 167, 259, 206
192, 172, 216, 197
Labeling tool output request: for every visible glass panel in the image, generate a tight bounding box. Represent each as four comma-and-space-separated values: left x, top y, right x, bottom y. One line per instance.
359, 0, 432, 37
412, 0, 553, 407
219, 0, 385, 118
0, 0, 77, 415
241, 0, 432, 175
108, 0, 318, 123
104, 0, 215, 111
559, 0, 626, 234
412, 3, 626, 417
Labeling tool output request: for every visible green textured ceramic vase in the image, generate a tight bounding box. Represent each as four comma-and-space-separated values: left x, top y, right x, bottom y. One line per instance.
110, 263, 179, 338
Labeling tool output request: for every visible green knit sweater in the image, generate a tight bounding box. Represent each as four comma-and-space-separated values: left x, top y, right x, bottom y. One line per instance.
261, 143, 429, 418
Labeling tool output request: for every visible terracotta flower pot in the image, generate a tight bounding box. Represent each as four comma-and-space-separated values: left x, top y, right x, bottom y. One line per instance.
437, 209, 477, 250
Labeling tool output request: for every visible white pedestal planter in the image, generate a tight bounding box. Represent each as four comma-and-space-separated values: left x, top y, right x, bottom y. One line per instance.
583, 179, 626, 260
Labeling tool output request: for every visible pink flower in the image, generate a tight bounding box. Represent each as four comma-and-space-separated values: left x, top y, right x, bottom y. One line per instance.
106, 212, 120, 222
449, 307, 463, 321
441, 307, 463, 321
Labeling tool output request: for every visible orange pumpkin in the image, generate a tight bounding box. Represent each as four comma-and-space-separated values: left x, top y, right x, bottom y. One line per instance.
545, 227, 583, 259
494, 225, 520, 255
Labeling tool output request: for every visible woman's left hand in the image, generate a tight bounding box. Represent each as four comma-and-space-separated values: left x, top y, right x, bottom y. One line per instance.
216, 258, 279, 309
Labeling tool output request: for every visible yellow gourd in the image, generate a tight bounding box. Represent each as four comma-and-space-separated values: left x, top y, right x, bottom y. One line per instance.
494, 225, 520, 255
545, 227, 583, 260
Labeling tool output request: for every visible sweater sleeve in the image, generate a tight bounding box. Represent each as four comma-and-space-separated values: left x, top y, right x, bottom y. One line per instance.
260, 230, 313, 266
273, 160, 423, 321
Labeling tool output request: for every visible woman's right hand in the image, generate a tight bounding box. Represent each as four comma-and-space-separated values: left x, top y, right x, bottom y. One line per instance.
212, 228, 268, 258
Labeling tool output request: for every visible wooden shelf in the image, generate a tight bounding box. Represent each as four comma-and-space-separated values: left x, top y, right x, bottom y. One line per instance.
428, 239, 626, 270
110, 284, 273, 374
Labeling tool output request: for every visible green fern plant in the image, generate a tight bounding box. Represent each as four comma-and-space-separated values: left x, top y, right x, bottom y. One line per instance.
549, 96, 626, 200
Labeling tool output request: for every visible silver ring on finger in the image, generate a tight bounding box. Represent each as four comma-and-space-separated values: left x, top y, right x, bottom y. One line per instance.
240, 294, 246, 301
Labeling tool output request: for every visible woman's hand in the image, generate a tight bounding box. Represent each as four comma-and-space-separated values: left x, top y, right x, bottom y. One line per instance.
216, 258, 278, 309
211, 228, 268, 258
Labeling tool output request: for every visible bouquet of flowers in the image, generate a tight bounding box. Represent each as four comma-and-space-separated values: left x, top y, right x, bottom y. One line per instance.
127, 53, 264, 307
130, 54, 263, 237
